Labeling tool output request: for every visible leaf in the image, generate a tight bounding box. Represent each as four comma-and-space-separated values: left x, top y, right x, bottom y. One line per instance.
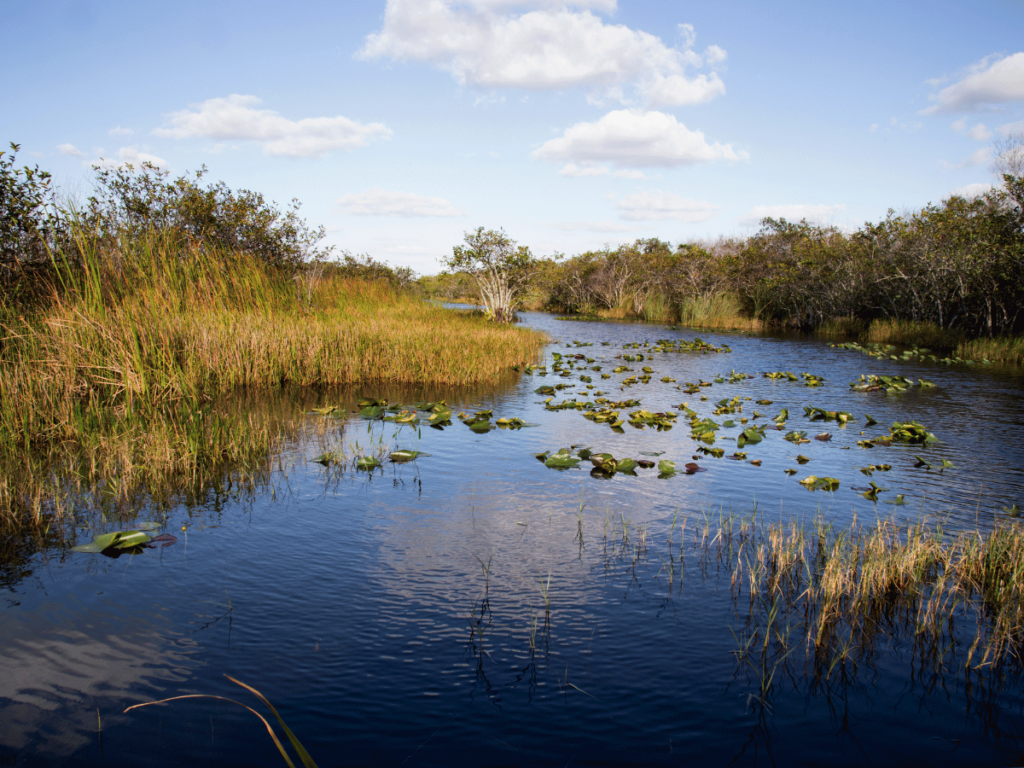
784, 468, 797, 475
389, 450, 429, 462
355, 456, 381, 470
796, 455, 811, 464
657, 459, 677, 476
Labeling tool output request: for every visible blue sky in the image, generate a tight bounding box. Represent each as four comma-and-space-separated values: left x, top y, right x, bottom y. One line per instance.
4, 0, 1023, 274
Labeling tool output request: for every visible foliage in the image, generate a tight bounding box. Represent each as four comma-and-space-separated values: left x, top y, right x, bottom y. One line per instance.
82, 161, 332, 270
0, 143, 62, 305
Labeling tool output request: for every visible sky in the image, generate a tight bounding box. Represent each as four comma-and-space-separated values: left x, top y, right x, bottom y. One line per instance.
3, 0, 1023, 275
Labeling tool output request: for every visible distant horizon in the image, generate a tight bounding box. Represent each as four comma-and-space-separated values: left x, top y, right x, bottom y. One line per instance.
4, 0, 1021, 274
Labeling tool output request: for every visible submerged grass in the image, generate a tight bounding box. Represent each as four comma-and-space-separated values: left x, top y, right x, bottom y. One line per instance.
0, 227, 545, 528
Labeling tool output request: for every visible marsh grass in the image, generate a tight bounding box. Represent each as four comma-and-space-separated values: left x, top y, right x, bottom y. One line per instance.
699, 512, 1024, 687
676, 292, 761, 331
955, 335, 1024, 364
0, 226, 545, 530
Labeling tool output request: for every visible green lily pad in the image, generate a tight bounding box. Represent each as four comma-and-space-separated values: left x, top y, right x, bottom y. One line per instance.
355, 456, 381, 470
73, 529, 153, 553
389, 450, 430, 462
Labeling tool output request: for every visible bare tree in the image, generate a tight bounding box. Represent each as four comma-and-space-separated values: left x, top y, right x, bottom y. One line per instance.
991, 129, 1024, 178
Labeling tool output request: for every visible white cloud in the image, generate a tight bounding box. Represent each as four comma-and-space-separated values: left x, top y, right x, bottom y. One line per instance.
615, 190, 720, 222
940, 147, 992, 170
57, 143, 84, 157
559, 163, 610, 177
358, 1, 726, 107
952, 118, 993, 141
998, 120, 1024, 136
613, 169, 646, 179
108, 125, 134, 136
738, 203, 846, 227
947, 182, 995, 200
154, 95, 391, 158
89, 146, 169, 170
924, 52, 1024, 114
704, 44, 727, 65
534, 109, 746, 169
334, 188, 466, 217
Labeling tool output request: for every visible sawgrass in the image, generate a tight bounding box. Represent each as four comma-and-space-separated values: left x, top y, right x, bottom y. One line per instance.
0, 226, 546, 527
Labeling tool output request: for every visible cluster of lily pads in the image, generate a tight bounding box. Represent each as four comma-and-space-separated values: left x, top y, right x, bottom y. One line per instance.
850, 374, 935, 392
763, 371, 825, 387
535, 446, 703, 478
303, 332, 980, 510
832, 341, 990, 366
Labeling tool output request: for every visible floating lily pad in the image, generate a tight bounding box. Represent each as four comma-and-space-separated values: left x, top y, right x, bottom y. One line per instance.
798, 475, 840, 492
389, 450, 430, 462
73, 529, 154, 553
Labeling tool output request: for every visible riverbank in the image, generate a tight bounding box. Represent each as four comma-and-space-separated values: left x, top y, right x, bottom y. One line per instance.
543, 301, 1024, 363
0, 230, 546, 527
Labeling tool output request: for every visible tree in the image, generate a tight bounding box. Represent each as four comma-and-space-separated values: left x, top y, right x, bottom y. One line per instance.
443, 227, 535, 322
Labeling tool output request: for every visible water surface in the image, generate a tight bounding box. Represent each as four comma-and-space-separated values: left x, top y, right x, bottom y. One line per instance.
2, 312, 1023, 767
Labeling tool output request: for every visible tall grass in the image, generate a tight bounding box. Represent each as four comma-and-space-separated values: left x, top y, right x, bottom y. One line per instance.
0, 227, 546, 527
702, 513, 1024, 679
955, 335, 1024, 364
676, 291, 762, 331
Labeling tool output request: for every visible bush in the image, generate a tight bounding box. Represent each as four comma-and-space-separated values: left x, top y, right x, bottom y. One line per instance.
0, 143, 62, 304
82, 162, 332, 270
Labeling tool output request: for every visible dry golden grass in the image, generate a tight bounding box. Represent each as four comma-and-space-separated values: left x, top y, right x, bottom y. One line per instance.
0, 228, 546, 526
703, 513, 1024, 677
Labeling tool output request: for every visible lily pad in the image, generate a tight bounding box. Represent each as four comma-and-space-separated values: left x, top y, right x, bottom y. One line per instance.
389, 450, 430, 462
73, 529, 154, 553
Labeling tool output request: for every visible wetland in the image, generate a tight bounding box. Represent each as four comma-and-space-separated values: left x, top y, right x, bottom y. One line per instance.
2, 309, 1023, 767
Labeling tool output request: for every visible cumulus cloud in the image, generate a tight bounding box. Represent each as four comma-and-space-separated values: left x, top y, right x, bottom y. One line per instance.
952, 118, 992, 141
559, 163, 610, 177
57, 143, 84, 157
108, 125, 134, 136
615, 190, 720, 222
534, 109, 746, 169
947, 182, 995, 200
358, 1, 725, 107
738, 204, 846, 228
334, 188, 465, 217
154, 95, 391, 158
924, 52, 1024, 114
940, 147, 992, 170
90, 146, 169, 170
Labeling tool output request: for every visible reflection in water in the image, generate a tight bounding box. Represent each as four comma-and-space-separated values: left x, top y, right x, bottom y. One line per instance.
1, 313, 1023, 766
0, 600, 197, 757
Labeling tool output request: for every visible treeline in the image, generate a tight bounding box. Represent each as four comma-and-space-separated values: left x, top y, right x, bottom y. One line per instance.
420, 174, 1024, 338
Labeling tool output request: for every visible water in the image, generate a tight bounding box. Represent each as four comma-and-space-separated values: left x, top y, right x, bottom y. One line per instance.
2, 312, 1024, 767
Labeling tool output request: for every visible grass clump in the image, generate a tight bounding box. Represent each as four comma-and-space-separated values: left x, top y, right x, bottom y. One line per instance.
0, 226, 545, 528
701, 513, 1024, 683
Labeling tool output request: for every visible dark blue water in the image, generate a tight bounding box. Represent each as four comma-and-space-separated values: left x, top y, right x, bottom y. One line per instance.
2, 313, 1024, 767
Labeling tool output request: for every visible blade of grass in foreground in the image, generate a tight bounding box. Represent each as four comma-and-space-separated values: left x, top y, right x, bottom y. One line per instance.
123, 675, 318, 768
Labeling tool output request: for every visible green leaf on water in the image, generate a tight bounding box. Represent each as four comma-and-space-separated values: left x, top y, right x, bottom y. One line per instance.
74, 529, 153, 553
355, 456, 381, 470
389, 450, 429, 462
